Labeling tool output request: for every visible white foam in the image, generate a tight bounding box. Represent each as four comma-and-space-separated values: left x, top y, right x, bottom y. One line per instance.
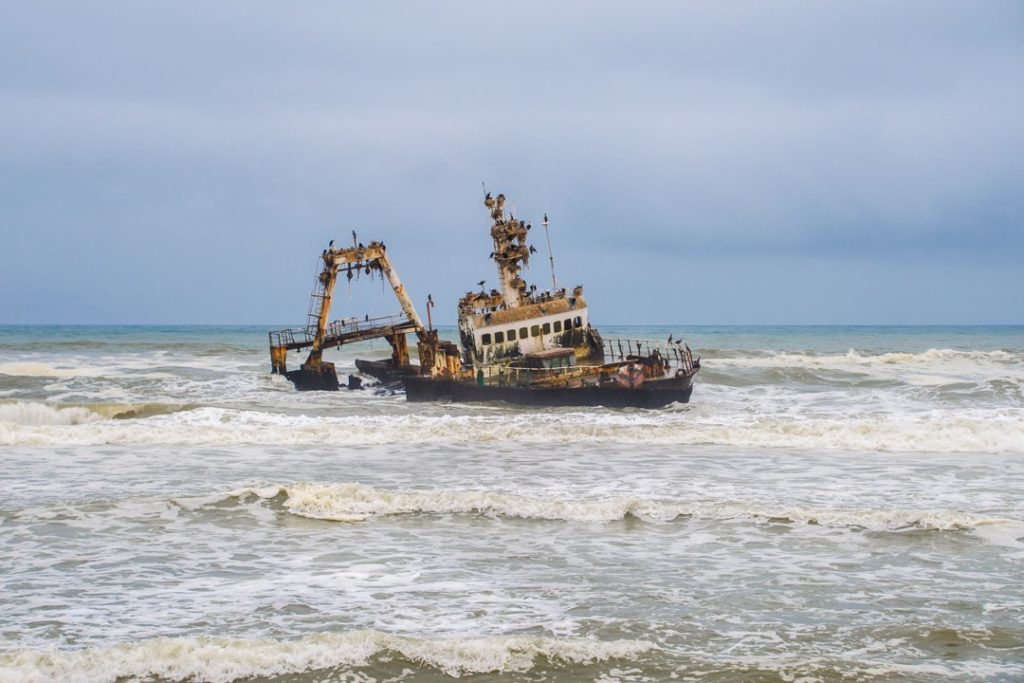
710, 348, 1024, 385
227, 482, 1017, 532
0, 401, 104, 426
716, 348, 1020, 368
0, 361, 106, 378
0, 401, 201, 426
0, 630, 656, 683
3, 404, 1021, 453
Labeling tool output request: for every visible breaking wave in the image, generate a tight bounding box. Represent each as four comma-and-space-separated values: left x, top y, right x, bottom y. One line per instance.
710, 348, 1022, 366
707, 348, 1024, 386
0, 401, 104, 426
0, 630, 655, 683
224, 482, 1021, 532
0, 400, 199, 426
2, 404, 1022, 453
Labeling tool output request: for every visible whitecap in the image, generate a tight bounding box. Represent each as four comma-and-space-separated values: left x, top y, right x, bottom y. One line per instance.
226, 482, 1020, 533
0, 630, 656, 683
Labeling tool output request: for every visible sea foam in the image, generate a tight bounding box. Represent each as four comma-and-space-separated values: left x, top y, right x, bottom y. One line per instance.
0, 400, 198, 426
0, 401, 105, 426
3, 403, 1022, 453
225, 482, 1021, 533
0, 630, 656, 683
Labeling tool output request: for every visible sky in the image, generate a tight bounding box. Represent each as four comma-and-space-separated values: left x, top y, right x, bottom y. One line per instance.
1, 1, 1022, 325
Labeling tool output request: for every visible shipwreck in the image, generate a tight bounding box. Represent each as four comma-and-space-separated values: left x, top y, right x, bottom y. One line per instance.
269, 193, 699, 407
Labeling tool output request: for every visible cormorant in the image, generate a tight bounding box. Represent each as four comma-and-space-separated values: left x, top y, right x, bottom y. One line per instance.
329, 240, 334, 247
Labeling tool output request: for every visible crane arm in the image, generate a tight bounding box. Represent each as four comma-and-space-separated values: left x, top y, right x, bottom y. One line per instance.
323, 240, 425, 335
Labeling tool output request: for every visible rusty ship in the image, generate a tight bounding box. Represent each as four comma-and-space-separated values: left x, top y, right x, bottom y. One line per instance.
269, 193, 699, 408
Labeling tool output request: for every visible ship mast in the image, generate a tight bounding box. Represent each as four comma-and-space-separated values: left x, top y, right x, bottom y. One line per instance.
483, 192, 530, 308
543, 213, 557, 291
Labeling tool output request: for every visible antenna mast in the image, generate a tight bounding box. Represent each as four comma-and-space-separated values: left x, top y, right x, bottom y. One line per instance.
543, 213, 557, 290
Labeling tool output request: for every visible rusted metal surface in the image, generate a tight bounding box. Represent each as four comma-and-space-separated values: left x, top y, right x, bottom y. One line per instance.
404, 190, 701, 407
458, 194, 601, 367
269, 191, 700, 405
269, 238, 436, 390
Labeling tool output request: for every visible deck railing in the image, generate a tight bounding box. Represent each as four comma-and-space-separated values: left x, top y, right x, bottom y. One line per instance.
600, 337, 697, 373
466, 337, 699, 385
269, 312, 411, 350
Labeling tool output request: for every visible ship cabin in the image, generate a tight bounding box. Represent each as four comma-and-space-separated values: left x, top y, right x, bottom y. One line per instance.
457, 287, 591, 367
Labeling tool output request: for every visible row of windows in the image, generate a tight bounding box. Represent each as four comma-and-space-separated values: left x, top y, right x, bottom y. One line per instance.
480, 317, 583, 346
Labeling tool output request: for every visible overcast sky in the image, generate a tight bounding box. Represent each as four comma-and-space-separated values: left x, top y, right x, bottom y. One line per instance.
1, 1, 1021, 325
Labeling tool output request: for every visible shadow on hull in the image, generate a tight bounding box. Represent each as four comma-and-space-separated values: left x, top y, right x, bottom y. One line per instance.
402, 372, 695, 408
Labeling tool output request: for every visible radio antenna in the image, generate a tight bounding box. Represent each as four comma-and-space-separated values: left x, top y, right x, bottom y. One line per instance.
543, 213, 557, 290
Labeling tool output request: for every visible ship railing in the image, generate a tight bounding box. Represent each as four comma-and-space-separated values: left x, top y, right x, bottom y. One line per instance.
269, 312, 411, 350
269, 328, 309, 349
322, 312, 410, 340
601, 337, 697, 373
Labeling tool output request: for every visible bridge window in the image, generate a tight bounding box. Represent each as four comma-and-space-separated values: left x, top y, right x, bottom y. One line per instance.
542, 322, 551, 335
573, 316, 582, 328
564, 318, 572, 331
554, 321, 562, 333
531, 325, 540, 337
520, 327, 528, 339
481, 333, 492, 345
507, 328, 516, 341
494, 331, 504, 344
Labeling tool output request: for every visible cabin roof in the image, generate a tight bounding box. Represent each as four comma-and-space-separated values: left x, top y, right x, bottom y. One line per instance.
470, 296, 582, 327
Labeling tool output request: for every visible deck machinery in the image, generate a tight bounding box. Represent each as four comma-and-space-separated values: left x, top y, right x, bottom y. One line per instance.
268, 239, 457, 391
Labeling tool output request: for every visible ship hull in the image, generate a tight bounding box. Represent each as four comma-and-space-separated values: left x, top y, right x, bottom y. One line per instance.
402, 372, 695, 408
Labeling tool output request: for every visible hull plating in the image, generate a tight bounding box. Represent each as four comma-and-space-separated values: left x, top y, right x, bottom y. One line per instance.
402, 373, 695, 408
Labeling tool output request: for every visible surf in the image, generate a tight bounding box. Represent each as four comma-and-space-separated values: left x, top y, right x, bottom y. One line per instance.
0, 630, 656, 683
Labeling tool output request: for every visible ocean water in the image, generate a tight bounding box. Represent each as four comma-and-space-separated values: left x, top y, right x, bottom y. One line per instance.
1, 324, 1022, 682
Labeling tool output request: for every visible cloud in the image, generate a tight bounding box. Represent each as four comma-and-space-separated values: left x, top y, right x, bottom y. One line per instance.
1, 1, 1021, 323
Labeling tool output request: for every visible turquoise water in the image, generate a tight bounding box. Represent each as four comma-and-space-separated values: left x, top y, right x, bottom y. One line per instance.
1, 325, 1022, 682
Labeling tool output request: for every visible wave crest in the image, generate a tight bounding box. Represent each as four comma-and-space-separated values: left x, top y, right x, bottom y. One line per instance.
3, 406, 1022, 453
708, 348, 1024, 387
226, 482, 1017, 532
0, 630, 656, 683
0, 401, 104, 426
0, 401, 199, 426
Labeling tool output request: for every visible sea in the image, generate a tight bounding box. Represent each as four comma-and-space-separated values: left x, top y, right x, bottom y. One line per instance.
0, 324, 1022, 683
